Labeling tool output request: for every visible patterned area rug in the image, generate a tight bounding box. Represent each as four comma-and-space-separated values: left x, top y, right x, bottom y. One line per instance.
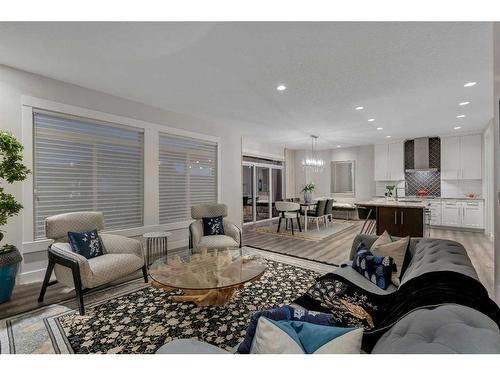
0, 249, 335, 354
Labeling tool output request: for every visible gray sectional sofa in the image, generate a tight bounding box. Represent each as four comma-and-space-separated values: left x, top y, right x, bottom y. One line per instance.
157, 235, 500, 354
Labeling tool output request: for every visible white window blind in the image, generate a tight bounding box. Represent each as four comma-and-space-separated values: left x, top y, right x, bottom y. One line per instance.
159, 133, 217, 224
34, 111, 144, 239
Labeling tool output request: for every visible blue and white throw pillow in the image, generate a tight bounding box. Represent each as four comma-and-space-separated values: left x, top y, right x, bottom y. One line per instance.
67, 229, 104, 259
249, 317, 363, 354
202, 216, 225, 236
352, 242, 394, 290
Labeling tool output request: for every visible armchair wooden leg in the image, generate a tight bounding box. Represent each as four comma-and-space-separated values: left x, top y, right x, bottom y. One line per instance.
38, 260, 55, 303
142, 265, 148, 283
71, 265, 85, 315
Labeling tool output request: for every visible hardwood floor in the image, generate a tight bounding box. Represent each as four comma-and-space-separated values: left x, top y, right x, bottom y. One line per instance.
0, 221, 495, 319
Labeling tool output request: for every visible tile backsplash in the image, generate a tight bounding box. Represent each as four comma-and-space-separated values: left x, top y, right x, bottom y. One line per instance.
441, 180, 482, 199
404, 137, 441, 196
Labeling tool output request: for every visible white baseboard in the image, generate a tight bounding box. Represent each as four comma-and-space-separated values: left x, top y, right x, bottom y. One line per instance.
17, 238, 189, 285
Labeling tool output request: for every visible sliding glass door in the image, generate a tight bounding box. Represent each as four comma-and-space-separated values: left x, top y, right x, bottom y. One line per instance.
242, 165, 254, 223
242, 158, 283, 224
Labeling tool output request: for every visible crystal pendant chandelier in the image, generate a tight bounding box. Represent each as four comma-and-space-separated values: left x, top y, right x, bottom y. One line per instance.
301, 135, 325, 172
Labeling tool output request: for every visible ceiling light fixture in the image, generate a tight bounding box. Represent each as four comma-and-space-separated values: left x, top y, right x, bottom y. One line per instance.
355, 106, 364, 110
464, 82, 477, 87
377, 127, 383, 130
301, 135, 325, 172
459, 101, 470, 106
386, 135, 392, 138
276, 84, 287, 91
454, 126, 462, 130
368, 118, 375, 122
456, 115, 465, 118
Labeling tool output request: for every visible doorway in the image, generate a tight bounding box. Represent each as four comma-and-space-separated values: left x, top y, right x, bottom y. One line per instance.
242, 157, 284, 224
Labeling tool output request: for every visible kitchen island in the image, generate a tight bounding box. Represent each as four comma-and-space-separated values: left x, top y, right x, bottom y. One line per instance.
355, 199, 427, 237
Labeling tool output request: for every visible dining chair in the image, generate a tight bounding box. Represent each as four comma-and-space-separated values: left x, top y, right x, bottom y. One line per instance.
305, 199, 327, 231
324, 199, 334, 226
275, 201, 301, 235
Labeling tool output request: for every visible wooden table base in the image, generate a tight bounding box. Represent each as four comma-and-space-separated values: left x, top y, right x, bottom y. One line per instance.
151, 273, 263, 306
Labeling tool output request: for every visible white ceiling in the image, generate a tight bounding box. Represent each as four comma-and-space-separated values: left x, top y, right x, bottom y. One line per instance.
0, 22, 493, 149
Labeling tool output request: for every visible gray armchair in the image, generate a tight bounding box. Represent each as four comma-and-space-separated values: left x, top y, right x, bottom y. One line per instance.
189, 204, 242, 253
38, 212, 147, 315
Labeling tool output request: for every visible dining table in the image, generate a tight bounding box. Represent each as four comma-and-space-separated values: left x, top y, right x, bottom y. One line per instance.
299, 201, 316, 232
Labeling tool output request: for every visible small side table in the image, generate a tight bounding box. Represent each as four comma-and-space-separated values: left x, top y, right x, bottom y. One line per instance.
143, 232, 171, 267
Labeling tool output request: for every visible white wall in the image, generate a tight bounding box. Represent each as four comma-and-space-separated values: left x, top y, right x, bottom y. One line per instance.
242, 138, 284, 161
494, 23, 500, 304
293, 145, 375, 202
0, 64, 243, 284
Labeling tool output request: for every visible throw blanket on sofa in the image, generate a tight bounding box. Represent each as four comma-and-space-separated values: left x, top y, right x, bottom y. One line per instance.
294, 271, 500, 352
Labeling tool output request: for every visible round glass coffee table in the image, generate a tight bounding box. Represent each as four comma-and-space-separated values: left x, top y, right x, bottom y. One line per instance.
149, 249, 266, 306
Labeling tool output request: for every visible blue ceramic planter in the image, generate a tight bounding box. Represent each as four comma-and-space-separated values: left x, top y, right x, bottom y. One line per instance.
0, 263, 19, 303
0, 246, 22, 304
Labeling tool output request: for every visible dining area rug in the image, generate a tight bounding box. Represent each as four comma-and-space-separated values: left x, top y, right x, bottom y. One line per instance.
251, 220, 355, 241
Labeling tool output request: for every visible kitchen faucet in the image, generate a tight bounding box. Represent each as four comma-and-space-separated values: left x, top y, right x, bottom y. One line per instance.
395, 180, 406, 201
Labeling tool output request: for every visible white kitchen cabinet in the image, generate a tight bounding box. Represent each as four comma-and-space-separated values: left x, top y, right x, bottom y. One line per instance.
388, 142, 405, 181
441, 136, 460, 180
461, 201, 484, 229
440, 199, 484, 229
460, 134, 482, 180
425, 200, 442, 226
374, 142, 404, 181
441, 134, 482, 180
441, 200, 461, 227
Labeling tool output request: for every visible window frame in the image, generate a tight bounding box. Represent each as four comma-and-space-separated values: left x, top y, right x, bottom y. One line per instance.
21, 96, 221, 253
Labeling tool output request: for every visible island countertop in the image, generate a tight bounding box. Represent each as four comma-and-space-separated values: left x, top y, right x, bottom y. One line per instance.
355, 199, 427, 209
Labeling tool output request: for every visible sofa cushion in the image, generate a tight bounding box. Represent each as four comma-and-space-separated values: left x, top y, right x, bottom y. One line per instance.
371, 304, 500, 353
250, 317, 363, 354
400, 238, 478, 285
68, 229, 104, 259
334, 263, 397, 295
352, 245, 394, 290
371, 236, 409, 279
202, 216, 225, 236
197, 235, 238, 249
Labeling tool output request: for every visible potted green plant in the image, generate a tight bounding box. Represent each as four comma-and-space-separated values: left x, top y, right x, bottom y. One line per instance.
385, 185, 396, 201
0, 130, 30, 304
301, 182, 315, 203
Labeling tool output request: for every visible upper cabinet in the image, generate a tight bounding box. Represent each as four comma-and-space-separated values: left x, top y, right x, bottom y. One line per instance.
374, 142, 404, 181
441, 134, 482, 180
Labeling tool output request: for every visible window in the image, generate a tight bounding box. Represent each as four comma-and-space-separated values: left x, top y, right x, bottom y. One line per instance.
159, 133, 217, 224
33, 111, 144, 239
331, 160, 355, 195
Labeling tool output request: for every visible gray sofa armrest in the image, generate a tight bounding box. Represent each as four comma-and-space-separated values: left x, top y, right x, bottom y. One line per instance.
223, 219, 242, 248
156, 339, 230, 354
100, 233, 144, 259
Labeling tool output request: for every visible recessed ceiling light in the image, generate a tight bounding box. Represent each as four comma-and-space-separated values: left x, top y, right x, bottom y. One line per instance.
355, 106, 364, 110
276, 84, 287, 91
454, 126, 462, 130
376, 127, 383, 130
459, 101, 470, 106
456, 115, 465, 118
464, 82, 477, 87
386, 135, 392, 138
336, 145, 341, 148
368, 118, 375, 122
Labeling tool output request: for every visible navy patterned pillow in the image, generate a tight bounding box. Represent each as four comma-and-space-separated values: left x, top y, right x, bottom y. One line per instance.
202, 216, 225, 236
352, 242, 394, 290
67, 229, 104, 259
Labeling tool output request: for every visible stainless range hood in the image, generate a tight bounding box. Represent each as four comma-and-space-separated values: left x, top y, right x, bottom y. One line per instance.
405, 137, 438, 172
